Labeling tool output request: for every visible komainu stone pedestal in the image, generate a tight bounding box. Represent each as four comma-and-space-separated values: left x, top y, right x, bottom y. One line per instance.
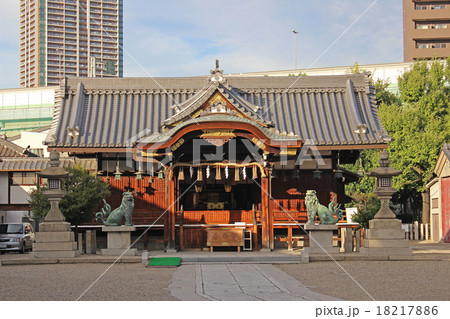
31, 221, 80, 258
360, 218, 411, 255
303, 224, 339, 255
101, 226, 137, 256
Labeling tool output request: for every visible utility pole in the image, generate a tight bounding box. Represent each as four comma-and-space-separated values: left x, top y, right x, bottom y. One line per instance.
292, 30, 298, 70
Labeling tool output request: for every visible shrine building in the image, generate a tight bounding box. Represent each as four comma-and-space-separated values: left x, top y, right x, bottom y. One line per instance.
43, 64, 390, 251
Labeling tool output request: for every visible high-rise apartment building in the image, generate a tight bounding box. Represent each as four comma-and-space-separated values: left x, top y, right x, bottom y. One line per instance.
19, 0, 123, 88
403, 0, 450, 61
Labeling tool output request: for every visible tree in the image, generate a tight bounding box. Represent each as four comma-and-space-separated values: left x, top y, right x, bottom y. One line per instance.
28, 185, 50, 220
381, 61, 450, 184
29, 165, 110, 229
350, 193, 380, 229
346, 59, 450, 225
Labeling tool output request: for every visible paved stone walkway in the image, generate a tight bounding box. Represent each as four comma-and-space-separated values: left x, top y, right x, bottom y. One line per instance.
169, 264, 340, 301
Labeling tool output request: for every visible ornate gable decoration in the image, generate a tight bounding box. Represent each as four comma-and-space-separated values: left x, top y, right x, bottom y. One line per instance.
201, 93, 239, 117
163, 65, 273, 129
200, 129, 235, 147
209, 59, 226, 84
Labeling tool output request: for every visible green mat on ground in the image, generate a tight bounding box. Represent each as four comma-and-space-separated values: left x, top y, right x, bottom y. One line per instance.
146, 257, 181, 268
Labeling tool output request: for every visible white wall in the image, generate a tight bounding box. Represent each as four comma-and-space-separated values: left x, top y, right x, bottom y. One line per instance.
5, 211, 28, 223
430, 182, 442, 241
10, 185, 35, 204
0, 173, 8, 204
14, 131, 50, 157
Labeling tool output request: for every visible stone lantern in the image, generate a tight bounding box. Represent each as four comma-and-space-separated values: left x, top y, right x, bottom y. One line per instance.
367, 150, 402, 219
31, 150, 80, 258
360, 150, 411, 256
37, 150, 70, 223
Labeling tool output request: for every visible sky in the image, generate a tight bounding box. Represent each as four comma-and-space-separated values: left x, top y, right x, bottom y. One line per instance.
0, 0, 403, 89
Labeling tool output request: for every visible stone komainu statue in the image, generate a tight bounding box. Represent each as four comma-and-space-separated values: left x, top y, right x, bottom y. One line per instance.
305, 190, 343, 225
96, 190, 135, 226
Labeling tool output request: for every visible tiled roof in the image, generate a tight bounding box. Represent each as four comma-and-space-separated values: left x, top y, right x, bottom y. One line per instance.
45, 73, 390, 149
443, 143, 450, 161
0, 157, 97, 171
0, 138, 26, 157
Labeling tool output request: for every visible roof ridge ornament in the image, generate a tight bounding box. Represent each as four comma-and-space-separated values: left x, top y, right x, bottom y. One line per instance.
209, 59, 226, 84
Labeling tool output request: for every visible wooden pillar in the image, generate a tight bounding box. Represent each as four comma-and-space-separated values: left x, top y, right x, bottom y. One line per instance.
261, 172, 270, 250
252, 205, 258, 250
165, 169, 176, 252
288, 226, 293, 250
179, 207, 184, 251
268, 168, 274, 250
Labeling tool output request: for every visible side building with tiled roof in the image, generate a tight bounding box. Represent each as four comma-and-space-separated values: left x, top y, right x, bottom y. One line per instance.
0, 136, 96, 224
427, 143, 450, 243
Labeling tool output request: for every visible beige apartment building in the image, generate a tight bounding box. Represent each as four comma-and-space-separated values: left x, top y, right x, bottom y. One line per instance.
19, 0, 123, 88
403, 0, 450, 61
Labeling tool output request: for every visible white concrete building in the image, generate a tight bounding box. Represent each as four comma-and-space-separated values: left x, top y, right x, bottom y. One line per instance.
232, 61, 418, 93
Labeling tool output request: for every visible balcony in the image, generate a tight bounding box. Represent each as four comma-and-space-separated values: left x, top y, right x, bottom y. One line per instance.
412, 46, 450, 59
103, 37, 116, 43
102, 21, 117, 26
48, 9, 63, 14
103, 55, 117, 59
48, 21, 64, 26
412, 27, 450, 40
48, 14, 63, 20
103, 9, 117, 15
48, 38, 64, 44
48, 26, 64, 31
412, 6, 450, 21
48, 3, 63, 8
102, 15, 117, 21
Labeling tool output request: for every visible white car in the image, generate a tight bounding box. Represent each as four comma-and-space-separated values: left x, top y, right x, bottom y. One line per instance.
0, 223, 35, 254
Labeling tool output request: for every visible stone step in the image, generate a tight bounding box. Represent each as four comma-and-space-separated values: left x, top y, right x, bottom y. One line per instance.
101, 248, 137, 256
35, 231, 75, 243
29, 250, 80, 258
360, 247, 412, 256
33, 241, 78, 251
363, 238, 410, 248
368, 219, 402, 229
177, 255, 302, 264
39, 222, 72, 232
366, 228, 406, 239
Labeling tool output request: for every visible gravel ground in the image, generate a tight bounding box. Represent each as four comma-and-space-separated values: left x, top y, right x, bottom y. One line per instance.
277, 261, 450, 301
0, 263, 177, 301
